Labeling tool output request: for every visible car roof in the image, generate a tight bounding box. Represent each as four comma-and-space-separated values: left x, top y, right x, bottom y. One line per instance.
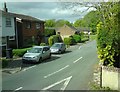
33, 46, 49, 48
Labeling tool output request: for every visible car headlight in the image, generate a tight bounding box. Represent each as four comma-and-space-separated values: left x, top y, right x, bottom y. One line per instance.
32, 56, 37, 58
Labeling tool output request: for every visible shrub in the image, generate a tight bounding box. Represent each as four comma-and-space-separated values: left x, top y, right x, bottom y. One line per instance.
40, 43, 47, 46
44, 28, 56, 37
48, 36, 54, 46
48, 35, 63, 46
97, 22, 120, 67
0, 58, 9, 68
72, 34, 81, 43
13, 48, 31, 57
64, 37, 75, 46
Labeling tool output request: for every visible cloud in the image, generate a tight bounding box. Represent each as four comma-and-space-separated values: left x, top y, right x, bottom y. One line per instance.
0, 2, 93, 23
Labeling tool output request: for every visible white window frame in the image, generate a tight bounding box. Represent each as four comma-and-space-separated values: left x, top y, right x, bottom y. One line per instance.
36, 23, 40, 29
9, 36, 15, 40
6, 17, 12, 27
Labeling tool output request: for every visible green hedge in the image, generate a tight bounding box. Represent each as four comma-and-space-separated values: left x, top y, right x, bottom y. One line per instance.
72, 34, 81, 43
48, 35, 63, 46
97, 22, 120, 67
13, 48, 31, 57
64, 37, 75, 46
0, 58, 10, 68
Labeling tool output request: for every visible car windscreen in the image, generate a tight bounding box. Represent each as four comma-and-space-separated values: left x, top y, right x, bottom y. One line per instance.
28, 48, 42, 53
52, 44, 61, 48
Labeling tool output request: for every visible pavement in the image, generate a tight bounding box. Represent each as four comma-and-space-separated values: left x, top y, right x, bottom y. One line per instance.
2, 40, 98, 91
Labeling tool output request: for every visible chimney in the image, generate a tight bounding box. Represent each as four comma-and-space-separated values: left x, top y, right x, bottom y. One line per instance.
4, 2, 8, 12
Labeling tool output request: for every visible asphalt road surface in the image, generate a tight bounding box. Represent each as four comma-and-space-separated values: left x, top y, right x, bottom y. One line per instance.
2, 40, 98, 91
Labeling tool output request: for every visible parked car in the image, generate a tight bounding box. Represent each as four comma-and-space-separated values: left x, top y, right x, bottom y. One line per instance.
50, 43, 66, 54
22, 46, 51, 63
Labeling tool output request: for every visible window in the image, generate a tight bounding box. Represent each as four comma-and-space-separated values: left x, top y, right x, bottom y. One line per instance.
26, 22, 31, 29
9, 36, 15, 40
6, 18, 11, 27
36, 23, 40, 29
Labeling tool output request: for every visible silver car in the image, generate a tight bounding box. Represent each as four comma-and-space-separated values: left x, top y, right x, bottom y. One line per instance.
22, 46, 51, 63
50, 43, 66, 54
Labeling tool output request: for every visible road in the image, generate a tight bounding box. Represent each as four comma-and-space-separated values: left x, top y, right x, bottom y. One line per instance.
2, 40, 98, 91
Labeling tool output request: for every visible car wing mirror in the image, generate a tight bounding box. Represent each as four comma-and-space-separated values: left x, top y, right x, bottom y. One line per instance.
43, 51, 45, 54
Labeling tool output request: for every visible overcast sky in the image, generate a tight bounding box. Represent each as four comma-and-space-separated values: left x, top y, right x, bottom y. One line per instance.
0, 2, 95, 23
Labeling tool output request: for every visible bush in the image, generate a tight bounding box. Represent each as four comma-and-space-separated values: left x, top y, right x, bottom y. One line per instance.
72, 34, 81, 43
97, 22, 120, 67
40, 43, 47, 46
0, 58, 9, 68
48, 36, 54, 46
13, 48, 31, 57
64, 37, 75, 46
48, 35, 63, 46
44, 28, 56, 37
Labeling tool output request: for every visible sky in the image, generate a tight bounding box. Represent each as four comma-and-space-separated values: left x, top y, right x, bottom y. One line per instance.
0, 2, 95, 23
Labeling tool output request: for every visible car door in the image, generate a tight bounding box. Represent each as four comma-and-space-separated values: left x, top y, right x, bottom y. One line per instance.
42, 47, 50, 59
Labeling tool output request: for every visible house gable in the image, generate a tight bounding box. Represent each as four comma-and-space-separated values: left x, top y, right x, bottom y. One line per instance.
56, 24, 77, 39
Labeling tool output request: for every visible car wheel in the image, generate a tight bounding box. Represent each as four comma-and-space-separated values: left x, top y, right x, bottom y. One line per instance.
39, 57, 42, 63
59, 50, 62, 54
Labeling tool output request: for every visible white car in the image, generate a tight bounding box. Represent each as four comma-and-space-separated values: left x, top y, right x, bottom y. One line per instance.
50, 43, 66, 54
22, 46, 51, 63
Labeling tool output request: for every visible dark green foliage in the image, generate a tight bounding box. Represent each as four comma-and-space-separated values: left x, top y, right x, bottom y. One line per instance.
45, 19, 56, 27
13, 48, 31, 57
48, 35, 63, 46
73, 11, 99, 34
72, 34, 81, 43
0, 58, 9, 68
97, 2, 120, 68
44, 28, 56, 37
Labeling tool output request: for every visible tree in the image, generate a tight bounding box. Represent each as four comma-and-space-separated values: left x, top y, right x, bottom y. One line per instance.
55, 19, 72, 27
60, 1, 120, 67
73, 11, 99, 34
45, 19, 56, 27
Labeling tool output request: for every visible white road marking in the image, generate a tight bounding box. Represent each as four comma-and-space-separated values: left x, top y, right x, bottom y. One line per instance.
44, 65, 69, 78
42, 76, 72, 90
79, 46, 81, 49
15, 87, 23, 91
22, 65, 36, 71
73, 57, 83, 63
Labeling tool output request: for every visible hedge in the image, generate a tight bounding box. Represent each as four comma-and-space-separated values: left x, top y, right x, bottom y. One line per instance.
64, 37, 75, 46
72, 34, 81, 43
13, 48, 31, 57
97, 22, 120, 67
0, 58, 10, 68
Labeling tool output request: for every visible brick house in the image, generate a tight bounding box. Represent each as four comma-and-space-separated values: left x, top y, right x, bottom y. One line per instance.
56, 24, 79, 40
14, 13, 45, 48
1, 3, 45, 49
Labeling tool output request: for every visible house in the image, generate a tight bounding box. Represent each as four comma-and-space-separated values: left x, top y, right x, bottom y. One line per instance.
0, 9, 16, 49
55, 24, 79, 40
0, 3, 45, 49
14, 13, 45, 48
76, 27, 91, 34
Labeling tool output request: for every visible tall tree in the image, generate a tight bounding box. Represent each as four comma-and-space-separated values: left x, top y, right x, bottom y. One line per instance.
55, 19, 72, 27
45, 19, 56, 27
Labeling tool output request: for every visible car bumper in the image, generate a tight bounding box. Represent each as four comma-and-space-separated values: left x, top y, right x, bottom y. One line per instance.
22, 59, 37, 63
